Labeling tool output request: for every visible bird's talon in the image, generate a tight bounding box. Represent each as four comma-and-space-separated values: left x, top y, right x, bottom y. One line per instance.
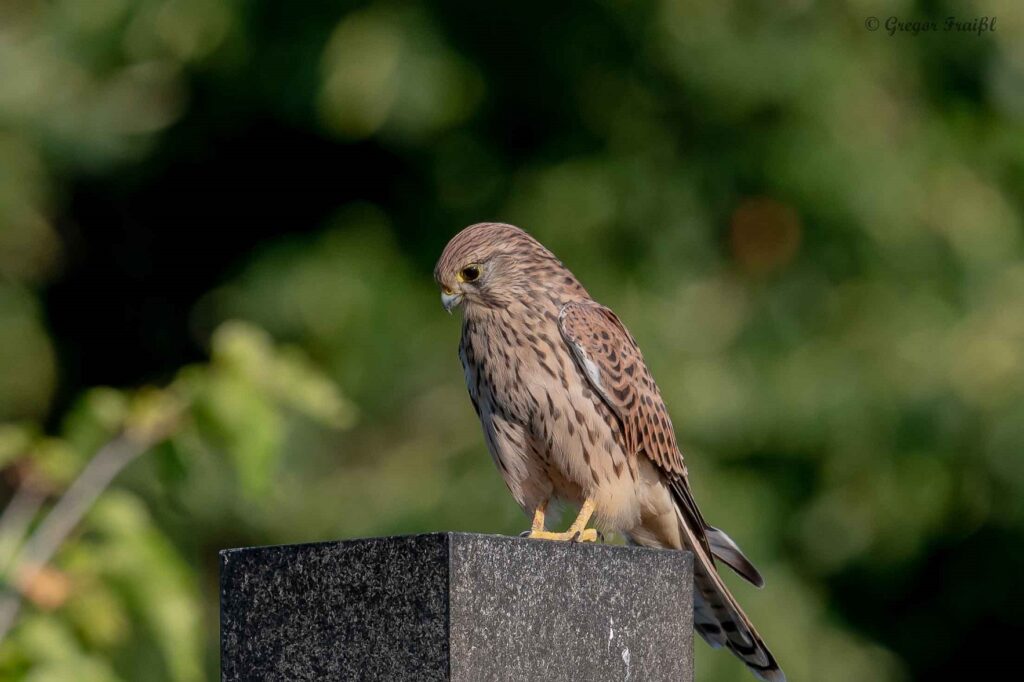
524, 527, 599, 543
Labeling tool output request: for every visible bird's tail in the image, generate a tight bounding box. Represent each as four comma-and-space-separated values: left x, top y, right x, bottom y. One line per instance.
674, 503, 786, 682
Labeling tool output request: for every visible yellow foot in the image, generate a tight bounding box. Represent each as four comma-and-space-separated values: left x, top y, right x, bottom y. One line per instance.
525, 528, 600, 543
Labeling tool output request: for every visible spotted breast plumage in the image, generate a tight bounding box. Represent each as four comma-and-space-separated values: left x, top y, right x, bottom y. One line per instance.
435, 222, 784, 681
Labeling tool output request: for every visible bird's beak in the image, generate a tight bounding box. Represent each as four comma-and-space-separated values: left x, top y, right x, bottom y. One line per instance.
441, 288, 463, 314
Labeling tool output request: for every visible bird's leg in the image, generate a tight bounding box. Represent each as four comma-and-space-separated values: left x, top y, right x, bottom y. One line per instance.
531, 499, 548, 533
520, 499, 549, 536
566, 498, 596, 539
525, 498, 599, 543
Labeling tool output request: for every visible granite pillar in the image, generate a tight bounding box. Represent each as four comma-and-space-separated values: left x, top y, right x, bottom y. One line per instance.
220, 532, 693, 681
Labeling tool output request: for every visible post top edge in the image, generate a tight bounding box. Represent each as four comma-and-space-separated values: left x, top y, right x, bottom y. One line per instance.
219, 531, 692, 568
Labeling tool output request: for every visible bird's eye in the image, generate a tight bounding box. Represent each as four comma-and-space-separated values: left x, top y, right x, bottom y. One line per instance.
460, 265, 481, 282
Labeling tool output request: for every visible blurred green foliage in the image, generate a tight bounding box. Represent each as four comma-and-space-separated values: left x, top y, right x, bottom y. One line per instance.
0, 0, 1022, 680
0, 320, 352, 681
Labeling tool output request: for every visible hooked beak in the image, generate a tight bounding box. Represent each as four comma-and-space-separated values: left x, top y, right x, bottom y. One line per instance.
441, 288, 463, 314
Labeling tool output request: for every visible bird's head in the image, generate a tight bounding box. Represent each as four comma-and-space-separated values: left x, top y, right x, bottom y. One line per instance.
434, 222, 579, 313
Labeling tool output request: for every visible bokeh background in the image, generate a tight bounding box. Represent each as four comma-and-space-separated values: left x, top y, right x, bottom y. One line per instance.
1, 0, 1023, 680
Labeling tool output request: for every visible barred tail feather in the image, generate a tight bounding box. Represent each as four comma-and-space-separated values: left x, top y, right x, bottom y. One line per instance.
706, 525, 765, 588
674, 504, 786, 682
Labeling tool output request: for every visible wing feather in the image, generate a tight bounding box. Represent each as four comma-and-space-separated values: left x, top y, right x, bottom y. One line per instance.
557, 301, 686, 475
558, 301, 763, 586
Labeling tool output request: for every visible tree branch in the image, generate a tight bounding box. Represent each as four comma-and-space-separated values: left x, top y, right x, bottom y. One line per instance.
0, 416, 175, 644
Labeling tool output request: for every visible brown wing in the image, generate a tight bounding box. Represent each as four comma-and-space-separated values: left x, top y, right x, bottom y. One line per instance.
558, 301, 763, 587
558, 301, 685, 475
557, 301, 707, 541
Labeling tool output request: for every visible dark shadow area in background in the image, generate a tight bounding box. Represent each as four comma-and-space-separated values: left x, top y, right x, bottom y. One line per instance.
830, 525, 1024, 679
45, 119, 390, 416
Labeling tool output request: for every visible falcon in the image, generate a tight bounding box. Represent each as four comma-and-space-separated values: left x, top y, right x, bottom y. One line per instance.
435, 222, 784, 681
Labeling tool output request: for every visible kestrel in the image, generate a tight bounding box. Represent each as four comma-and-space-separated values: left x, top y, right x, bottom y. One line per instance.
435, 222, 784, 681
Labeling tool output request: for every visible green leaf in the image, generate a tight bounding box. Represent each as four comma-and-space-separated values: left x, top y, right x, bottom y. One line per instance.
28, 438, 82, 488
210, 320, 357, 429
195, 372, 283, 499
0, 423, 35, 469
151, 439, 190, 490
81, 492, 203, 682
60, 388, 129, 456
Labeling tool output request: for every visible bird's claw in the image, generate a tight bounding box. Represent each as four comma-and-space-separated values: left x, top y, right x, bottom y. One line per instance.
569, 528, 602, 543
523, 528, 600, 543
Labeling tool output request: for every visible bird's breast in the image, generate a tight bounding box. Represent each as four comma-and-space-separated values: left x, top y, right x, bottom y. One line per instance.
460, 310, 571, 421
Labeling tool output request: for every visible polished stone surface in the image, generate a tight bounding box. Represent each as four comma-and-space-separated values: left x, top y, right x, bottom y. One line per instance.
220, 533, 693, 681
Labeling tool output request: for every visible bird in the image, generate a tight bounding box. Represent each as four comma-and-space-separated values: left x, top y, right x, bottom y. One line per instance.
435, 222, 784, 681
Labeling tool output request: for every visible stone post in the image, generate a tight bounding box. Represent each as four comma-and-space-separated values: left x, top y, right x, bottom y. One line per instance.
220, 532, 693, 681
